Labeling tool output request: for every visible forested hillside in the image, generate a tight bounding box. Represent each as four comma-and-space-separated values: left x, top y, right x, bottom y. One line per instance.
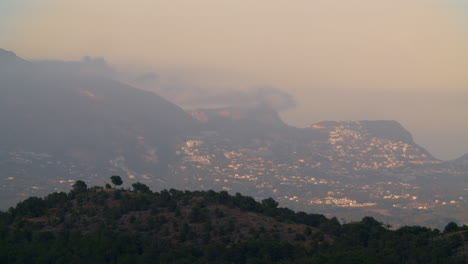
0, 180, 466, 263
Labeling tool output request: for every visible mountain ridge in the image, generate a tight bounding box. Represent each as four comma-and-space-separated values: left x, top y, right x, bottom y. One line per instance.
0, 49, 198, 206
0, 48, 466, 228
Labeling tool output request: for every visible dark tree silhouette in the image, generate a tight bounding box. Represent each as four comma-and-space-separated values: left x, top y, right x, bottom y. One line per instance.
444, 222, 459, 233
132, 182, 152, 194
261, 197, 279, 208
72, 180, 87, 193
110, 175, 123, 188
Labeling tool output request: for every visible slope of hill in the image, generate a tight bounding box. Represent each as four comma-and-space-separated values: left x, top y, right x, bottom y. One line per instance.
307, 120, 440, 170
448, 153, 468, 171
0, 49, 197, 206
170, 109, 467, 228
0, 185, 466, 263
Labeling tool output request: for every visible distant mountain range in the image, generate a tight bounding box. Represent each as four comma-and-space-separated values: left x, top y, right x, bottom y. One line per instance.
0, 49, 466, 227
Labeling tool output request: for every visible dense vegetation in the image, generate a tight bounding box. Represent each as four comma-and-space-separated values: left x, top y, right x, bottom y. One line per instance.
0, 179, 466, 263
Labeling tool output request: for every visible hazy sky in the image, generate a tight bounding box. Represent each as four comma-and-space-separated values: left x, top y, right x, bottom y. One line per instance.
1, 0, 467, 160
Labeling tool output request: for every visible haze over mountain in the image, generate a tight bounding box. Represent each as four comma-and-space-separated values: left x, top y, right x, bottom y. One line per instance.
1, 2, 467, 262
0, 49, 466, 228
0, 49, 196, 200
3, 0, 468, 160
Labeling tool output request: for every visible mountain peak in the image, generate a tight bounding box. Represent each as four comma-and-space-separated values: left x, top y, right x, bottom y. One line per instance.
0, 48, 28, 69
0, 48, 16, 57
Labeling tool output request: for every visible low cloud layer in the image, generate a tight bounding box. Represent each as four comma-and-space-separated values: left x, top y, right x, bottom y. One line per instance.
27, 56, 298, 112
131, 72, 296, 112
32, 57, 115, 78
2, 0, 468, 159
